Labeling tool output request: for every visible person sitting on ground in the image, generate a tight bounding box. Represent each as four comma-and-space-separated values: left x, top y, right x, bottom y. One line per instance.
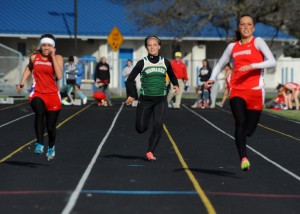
265, 84, 286, 110
93, 78, 107, 106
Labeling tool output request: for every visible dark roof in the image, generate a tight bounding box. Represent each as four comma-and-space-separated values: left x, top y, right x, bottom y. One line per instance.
0, 0, 294, 40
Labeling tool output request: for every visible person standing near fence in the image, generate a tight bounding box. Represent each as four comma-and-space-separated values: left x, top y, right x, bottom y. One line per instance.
191, 59, 212, 108
94, 56, 112, 106
125, 35, 179, 161
16, 33, 63, 161
167, 52, 188, 109
123, 59, 138, 101
205, 14, 276, 171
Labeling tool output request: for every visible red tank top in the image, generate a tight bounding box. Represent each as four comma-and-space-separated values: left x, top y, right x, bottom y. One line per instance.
231, 37, 264, 90
32, 53, 59, 93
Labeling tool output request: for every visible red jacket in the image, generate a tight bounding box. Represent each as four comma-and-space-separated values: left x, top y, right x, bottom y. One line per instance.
171, 59, 188, 81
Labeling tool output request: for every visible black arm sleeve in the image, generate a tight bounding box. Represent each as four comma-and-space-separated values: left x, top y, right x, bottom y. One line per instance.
107, 64, 110, 84
126, 60, 144, 97
165, 59, 179, 87
207, 67, 212, 79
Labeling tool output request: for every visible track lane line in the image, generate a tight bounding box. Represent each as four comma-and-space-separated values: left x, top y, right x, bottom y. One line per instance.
61, 102, 124, 214
0, 103, 94, 163
163, 124, 217, 214
183, 105, 300, 182
219, 107, 300, 142
0, 113, 34, 128
0, 101, 27, 111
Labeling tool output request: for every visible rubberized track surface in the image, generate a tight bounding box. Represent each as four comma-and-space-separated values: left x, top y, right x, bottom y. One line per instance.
0, 99, 299, 214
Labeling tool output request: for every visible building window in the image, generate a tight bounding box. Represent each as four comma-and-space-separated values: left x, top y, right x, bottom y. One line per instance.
17, 43, 26, 56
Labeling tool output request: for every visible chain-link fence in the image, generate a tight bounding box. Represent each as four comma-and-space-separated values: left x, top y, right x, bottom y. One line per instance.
0, 43, 26, 98
1, 45, 293, 99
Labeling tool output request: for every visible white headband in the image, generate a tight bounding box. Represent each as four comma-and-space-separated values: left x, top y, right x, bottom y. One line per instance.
39, 38, 55, 48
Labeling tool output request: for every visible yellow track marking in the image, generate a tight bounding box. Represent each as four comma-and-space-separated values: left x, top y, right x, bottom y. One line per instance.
163, 124, 217, 214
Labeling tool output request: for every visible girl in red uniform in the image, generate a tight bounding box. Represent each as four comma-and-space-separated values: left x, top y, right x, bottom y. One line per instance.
206, 15, 276, 171
17, 34, 63, 161
283, 82, 300, 110
216, 63, 232, 108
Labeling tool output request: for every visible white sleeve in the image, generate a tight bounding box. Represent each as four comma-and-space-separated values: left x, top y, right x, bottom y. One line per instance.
209, 43, 234, 81
252, 37, 276, 69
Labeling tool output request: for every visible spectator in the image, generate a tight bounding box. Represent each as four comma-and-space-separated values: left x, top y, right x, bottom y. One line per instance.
216, 63, 233, 108
191, 59, 212, 108
73, 56, 87, 105
94, 56, 112, 106
283, 82, 300, 110
123, 59, 138, 101
167, 52, 188, 108
265, 84, 286, 110
93, 80, 107, 106
60, 84, 75, 105
61, 56, 77, 105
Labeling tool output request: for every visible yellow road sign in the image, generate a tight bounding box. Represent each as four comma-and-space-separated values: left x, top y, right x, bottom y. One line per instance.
107, 26, 124, 51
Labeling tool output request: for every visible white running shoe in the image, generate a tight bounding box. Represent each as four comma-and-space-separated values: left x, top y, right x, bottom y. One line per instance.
82, 97, 87, 105
46, 146, 55, 161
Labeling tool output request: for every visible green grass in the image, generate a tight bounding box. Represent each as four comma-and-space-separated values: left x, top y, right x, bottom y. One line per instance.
263, 108, 300, 122
183, 92, 300, 122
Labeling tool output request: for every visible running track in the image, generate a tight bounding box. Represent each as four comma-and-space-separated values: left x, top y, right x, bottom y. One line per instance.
0, 99, 299, 214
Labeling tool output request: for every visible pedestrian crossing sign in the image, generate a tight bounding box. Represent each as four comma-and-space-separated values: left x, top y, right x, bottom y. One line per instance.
107, 26, 124, 51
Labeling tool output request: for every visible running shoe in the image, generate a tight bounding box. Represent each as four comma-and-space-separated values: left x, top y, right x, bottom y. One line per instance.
216, 102, 223, 108
102, 100, 108, 106
82, 97, 87, 105
34, 143, 44, 154
62, 100, 72, 105
46, 146, 55, 161
146, 152, 156, 161
204, 101, 209, 108
198, 101, 203, 108
241, 157, 250, 171
191, 103, 197, 108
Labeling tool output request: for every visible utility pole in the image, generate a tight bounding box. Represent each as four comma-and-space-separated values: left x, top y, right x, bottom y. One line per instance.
74, 0, 78, 56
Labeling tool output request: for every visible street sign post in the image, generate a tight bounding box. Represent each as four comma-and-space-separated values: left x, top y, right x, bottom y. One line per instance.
107, 26, 124, 52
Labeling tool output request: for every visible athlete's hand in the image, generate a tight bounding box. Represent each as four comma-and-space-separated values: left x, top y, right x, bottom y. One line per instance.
239, 65, 252, 72
125, 96, 135, 105
50, 47, 56, 58
16, 84, 24, 94
205, 80, 214, 89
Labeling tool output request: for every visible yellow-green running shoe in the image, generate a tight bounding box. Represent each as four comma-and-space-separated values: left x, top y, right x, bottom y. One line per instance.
241, 157, 250, 171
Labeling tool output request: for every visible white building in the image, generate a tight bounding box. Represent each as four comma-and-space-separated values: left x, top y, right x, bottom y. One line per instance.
0, 0, 297, 96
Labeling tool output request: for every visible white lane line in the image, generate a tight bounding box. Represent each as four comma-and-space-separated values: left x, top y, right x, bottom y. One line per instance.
0, 113, 34, 128
183, 105, 300, 182
61, 103, 124, 214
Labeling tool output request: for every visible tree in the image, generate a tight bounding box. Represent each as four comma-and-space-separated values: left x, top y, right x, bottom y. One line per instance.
114, 0, 284, 38
113, 0, 300, 57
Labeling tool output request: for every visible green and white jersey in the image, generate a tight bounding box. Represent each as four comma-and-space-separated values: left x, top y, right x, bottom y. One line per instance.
140, 56, 167, 96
